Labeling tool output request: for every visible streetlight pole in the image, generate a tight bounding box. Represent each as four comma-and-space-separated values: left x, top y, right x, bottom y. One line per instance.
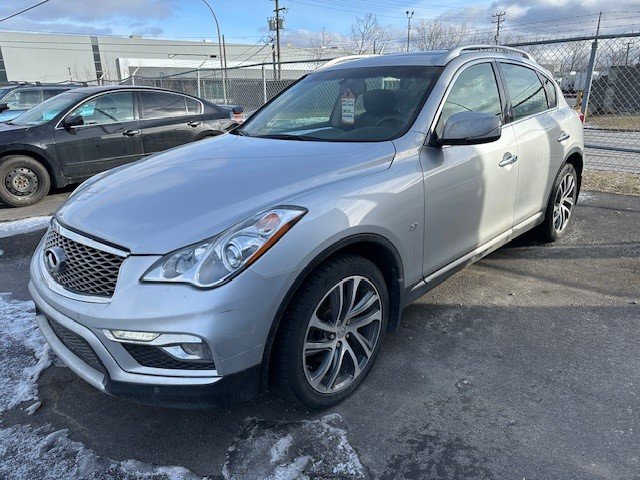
406, 11, 414, 53
202, 0, 227, 103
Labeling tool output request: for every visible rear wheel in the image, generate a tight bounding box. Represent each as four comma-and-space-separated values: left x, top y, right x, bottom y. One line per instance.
535, 163, 578, 243
0, 155, 51, 207
271, 254, 388, 409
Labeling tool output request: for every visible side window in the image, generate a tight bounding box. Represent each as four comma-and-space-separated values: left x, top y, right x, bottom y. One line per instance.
4, 89, 42, 109
541, 75, 558, 108
500, 63, 548, 121
436, 63, 502, 137
67, 92, 135, 125
140, 92, 188, 119
185, 97, 203, 115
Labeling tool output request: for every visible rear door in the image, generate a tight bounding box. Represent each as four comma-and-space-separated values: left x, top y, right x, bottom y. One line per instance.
54, 91, 144, 178
137, 91, 205, 155
421, 61, 520, 275
498, 62, 564, 224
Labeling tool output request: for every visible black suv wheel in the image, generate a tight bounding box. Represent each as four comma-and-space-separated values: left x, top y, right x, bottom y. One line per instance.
0, 155, 51, 207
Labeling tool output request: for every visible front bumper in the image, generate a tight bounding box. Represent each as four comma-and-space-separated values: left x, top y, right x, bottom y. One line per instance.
29, 231, 298, 408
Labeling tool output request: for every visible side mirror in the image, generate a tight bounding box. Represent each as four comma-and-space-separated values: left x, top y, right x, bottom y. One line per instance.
436, 111, 501, 146
63, 114, 84, 129
0, 103, 8, 112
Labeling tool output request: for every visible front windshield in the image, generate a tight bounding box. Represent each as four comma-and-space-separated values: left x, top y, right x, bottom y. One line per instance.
8, 91, 85, 126
237, 65, 441, 142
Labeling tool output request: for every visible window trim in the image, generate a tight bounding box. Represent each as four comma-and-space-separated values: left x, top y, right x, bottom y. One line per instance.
497, 60, 557, 125
428, 59, 506, 146
537, 71, 558, 110
136, 90, 204, 121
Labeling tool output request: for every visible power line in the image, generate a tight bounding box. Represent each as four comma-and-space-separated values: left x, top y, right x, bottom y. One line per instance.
0, 0, 51, 23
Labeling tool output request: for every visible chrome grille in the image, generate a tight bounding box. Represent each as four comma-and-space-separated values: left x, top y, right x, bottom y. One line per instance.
44, 226, 125, 298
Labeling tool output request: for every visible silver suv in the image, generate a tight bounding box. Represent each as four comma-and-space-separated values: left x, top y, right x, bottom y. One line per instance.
30, 46, 584, 409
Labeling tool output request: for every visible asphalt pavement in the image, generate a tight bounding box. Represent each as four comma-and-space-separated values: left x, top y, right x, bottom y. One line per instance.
0, 190, 639, 479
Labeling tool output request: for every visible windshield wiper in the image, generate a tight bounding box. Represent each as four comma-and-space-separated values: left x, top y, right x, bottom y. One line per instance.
253, 133, 318, 141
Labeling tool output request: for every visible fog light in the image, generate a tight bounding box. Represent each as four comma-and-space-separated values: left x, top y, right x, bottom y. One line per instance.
108, 330, 159, 342
161, 343, 212, 361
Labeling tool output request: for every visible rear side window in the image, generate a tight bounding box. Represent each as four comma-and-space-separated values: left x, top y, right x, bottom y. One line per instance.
42, 88, 69, 100
185, 97, 203, 114
140, 92, 187, 119
541, 75, 558, 108
436, 62, 502, 137
500, 63, 548, 121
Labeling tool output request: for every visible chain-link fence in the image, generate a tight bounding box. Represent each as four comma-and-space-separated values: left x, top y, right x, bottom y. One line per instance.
101, 33, 640, 173
507, 32, 640, 173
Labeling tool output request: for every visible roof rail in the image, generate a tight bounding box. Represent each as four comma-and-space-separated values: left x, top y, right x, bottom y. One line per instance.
318, 54, 376, 70
443, 45, 535, 63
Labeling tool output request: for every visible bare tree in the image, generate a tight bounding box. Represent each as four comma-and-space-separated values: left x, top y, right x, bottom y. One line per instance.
414, 19, 470, 51
349, 13, 389, 54
310, 28, 335, 60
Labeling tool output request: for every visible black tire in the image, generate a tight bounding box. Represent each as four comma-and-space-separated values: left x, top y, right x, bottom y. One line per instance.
271, 254, 389, 409
535, 162, 578, 243
0, 155, 51, 207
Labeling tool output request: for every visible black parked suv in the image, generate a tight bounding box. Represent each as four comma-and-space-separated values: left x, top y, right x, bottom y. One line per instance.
0, 86, 242, 206
0, 83, 81, 122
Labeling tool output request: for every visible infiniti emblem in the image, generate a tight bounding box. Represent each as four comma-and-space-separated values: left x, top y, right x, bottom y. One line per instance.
44, 246, 67, 274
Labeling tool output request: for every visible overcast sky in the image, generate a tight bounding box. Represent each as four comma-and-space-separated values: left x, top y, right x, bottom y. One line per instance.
0, 0, 638, 45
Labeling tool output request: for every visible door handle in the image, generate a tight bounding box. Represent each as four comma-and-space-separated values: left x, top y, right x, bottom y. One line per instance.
499, 154, 518, 167
123, 129, 140, 137
187, 121, 201, 127
557, 132, 570, 142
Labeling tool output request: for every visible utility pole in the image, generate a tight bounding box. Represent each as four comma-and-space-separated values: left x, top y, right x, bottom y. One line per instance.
492, 12, 505, 45
270, 0, 286, 80
406, 11, 414, 53
202, 0, 227, 103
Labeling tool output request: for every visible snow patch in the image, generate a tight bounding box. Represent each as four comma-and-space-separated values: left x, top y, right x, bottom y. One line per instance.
0, 248, 4, 256
224, 413, 365, 479
0, 216, 51, 238
0, 423, 202, 480
0, 293, 51, 413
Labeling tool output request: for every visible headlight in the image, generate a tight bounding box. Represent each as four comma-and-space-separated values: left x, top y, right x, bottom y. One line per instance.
142, 206, 306, 288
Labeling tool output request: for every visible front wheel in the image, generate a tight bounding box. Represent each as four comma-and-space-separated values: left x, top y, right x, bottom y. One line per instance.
535, 163, 578, 243
0, 155, 51, 207
271, 255, 388, 409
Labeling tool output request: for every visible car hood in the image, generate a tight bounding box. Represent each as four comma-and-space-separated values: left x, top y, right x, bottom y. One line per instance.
57, 133, 396, 254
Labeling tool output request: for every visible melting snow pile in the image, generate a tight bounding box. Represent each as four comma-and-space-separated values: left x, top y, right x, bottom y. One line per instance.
0, 216, 51, 238
0, 294, 51, 413
223, 413, 365, 480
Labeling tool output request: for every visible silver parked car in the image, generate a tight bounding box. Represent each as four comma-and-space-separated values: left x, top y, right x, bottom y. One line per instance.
30, 46, 584, 409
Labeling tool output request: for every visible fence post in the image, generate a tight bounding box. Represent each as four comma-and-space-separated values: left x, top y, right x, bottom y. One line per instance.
262, 64, 267, 104
581, 39, 599, 119
197, 69, 201, 98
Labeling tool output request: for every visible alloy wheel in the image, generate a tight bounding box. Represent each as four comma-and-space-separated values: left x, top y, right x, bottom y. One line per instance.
303, 275, 382, 394
553, 172, 575, 233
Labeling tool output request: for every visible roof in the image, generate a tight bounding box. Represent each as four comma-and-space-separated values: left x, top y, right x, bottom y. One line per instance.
62, 85, 195, 95
319, 45, 538, 71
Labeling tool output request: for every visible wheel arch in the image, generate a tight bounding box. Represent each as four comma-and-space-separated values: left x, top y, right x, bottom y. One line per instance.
564, 147, 584, 199
0, 146, 62, 188
259, 233, 405, 392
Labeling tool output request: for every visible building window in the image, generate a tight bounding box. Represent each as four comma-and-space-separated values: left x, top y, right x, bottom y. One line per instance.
91, 36, 103, 80
0, 48, 7, 83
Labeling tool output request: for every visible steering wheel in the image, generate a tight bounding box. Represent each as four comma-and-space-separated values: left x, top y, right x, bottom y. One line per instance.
376, 116, 405, 129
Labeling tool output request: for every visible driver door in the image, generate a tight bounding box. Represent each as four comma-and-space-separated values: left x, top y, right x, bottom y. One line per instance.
54, 91, 144, 179
420, 61, 519, 275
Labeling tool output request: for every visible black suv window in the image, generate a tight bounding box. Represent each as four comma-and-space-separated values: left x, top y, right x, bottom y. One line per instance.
541, 75, 558, 108
68, 92, 135, 125
4, 89, 41, 109
436, 62, 502, 137
140, 91, 188, 119
185, 97, 203, 115
42, 88, 69, 100
500, 63, 548, 121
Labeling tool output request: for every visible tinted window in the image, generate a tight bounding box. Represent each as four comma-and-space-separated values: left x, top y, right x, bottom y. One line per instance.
42, 88, 69, 100
140, 92, 187, 119
436, 63, 502, 137
185, 97, 203, 114
500, 63, 548, 121
4, 89, 41, 109
541, 75, 558, 108
68, 92, 135, 125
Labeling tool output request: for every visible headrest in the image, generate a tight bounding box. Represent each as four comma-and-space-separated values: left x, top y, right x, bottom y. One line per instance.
363, 89, 397, 115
